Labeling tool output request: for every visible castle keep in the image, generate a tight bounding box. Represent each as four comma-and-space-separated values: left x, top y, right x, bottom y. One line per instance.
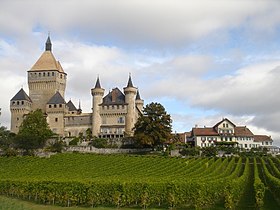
10, 36, 144, 138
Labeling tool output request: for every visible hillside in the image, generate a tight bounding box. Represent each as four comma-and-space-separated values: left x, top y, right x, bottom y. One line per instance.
0, 153, 280, 209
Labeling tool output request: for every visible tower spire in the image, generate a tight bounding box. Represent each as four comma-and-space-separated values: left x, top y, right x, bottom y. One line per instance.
45, 34, 52, 51
94, 76, 101, 88
136, 89, 141, 100
127, 73, 134, 87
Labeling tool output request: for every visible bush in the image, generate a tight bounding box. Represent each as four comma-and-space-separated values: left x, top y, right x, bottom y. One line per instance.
90, 138, 108, 148
69, 137, 79, 146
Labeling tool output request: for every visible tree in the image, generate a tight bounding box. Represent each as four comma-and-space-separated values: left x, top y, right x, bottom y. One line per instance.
133, 102, 172, 148
14, 109, 53, 155
0, 126, 17, 156
0, 126, 14, 150
201, 146, 217, 157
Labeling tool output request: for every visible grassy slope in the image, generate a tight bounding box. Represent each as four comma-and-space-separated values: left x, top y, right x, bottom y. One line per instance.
1, 154, 280, 209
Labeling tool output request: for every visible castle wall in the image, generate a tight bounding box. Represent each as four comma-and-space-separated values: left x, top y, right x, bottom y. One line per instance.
28, 71, 66, 112
64, 114, 92, 137
10, 100, 32, 133
46, 104, 66, 136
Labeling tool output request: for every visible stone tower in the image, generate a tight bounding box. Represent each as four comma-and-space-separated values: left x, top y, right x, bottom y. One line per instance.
28, 36, 67, 113
91, 77, 105, 137
10, 88, 32, 133
123, 75, 137, 136
46, 91, 66, 136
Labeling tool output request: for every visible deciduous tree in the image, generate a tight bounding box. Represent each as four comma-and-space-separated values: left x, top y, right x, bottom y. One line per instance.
14, 109, 53, 155
133, 102, 172, 148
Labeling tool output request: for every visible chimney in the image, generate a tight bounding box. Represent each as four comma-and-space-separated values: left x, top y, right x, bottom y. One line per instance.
112, 88, 117, 102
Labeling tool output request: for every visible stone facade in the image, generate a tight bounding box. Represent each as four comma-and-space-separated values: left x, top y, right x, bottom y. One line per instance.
10, 36, 144, 138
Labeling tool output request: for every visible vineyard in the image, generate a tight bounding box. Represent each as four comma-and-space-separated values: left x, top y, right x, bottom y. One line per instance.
0, 153, 280, 209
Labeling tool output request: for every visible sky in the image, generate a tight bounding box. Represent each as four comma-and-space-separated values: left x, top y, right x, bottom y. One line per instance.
1, 0, 280, 146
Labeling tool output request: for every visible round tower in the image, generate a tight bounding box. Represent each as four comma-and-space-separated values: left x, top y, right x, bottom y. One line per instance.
123, 75, 137, 136
10, 88, 32, 133
91, 77, 105, 137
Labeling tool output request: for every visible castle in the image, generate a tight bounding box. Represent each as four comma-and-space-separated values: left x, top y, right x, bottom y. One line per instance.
10, 36, 144, 138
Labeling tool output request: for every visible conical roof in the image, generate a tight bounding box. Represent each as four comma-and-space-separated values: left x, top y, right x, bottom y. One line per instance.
29, 36, 64, 73
11, 88, 31, 102
136, 89, 141, 100
127, 74, 134, 87
94, 77, 101, 88
66, 100, 77, 111
47, 92, 66, 104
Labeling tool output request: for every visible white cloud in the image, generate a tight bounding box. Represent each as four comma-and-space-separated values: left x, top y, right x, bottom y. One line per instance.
1, 0, 280, 145
1, 0, 280, 46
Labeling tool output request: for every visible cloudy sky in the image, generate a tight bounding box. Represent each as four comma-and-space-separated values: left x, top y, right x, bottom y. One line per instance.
1, 0, 280, 145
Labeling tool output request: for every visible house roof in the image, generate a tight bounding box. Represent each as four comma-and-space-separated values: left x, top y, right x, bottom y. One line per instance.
101, 88, 126, 105
10, 88, 31, 102
234, 126, 254, 137
213, 118, 236, 129
254, 135, 273, 142
66, 100, 77, 111
47, 92, 66, 104
192, 127, 218, 136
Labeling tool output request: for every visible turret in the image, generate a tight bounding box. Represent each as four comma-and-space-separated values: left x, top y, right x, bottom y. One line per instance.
135, 89, 144, 113
46, 91, 66, 136
123, 74, 137, 136
91, 76, 105, 137
10, 88, 32, 133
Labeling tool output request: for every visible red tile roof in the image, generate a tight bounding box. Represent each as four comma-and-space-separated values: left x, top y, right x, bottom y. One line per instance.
254, 135, 273, 142
192, 127, 218, 136
234, 126, 254, 137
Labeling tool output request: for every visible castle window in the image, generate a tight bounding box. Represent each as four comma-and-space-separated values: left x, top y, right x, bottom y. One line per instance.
48, 72, 50, 76
21, 101, 24, 105
52, 72, 55, 76
55, 118, 58, 122
12, 101, 15, 105
54, 104, 57, 108
60, 74, 62, 79
39, 73, 41, 77
59, 104, 62, 108
17, 101, 19, 105
118, 117, 124, 124
17, 117, 19, 121
117, 105, 119, 109
43, 72, 45, 77
49, 105, 51, 108
112, 105, 114, 109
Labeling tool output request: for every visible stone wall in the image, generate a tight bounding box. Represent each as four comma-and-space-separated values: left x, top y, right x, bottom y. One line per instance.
65, 146, 151, 154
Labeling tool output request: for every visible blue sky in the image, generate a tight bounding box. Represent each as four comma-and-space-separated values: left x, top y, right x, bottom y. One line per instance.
1, 0, 280, 145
